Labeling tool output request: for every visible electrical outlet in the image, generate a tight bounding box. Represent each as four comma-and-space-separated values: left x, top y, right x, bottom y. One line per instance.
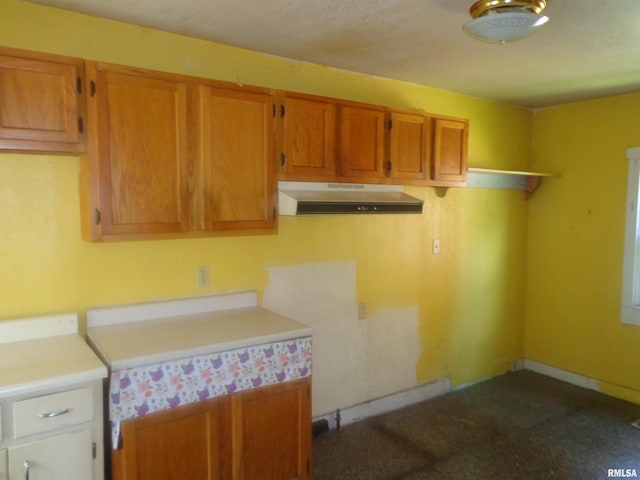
432, 238, 441, 254
358, 303, 368, 320
196, 266, 210, 288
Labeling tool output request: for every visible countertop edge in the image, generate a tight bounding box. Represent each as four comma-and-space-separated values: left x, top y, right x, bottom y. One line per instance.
0, 365, 108, 399
107, 327, 313, 371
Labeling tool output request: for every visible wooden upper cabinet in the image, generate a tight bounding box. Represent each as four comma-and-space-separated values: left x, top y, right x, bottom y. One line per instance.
431, 117, 468, 186
280, 95, 336, 181
198, 85, 276, 233
0, 47, 85, 152
81, 61, 277, 241
82, 62, 190, 240
388, 112, 430, 183
339, 105, 385, 181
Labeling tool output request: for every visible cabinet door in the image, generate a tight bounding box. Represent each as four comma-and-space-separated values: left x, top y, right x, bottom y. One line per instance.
281, 96, 336, 180
388, 112, 430, 182
339, 106, 385, 181
431, 117, 468, 185
199, 86, 276, 233
116, 398, 227, 480
8, 428, 92, 480
0, 48, 84, 152
232, 378, 311, 480
83, 62, 190, 239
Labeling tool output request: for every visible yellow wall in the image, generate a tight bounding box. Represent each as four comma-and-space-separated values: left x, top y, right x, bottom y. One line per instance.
528, 94, 640, 403
0, 0, 531, 402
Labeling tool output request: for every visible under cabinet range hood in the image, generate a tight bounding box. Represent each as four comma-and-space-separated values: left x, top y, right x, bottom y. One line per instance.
278, 181, 423, 215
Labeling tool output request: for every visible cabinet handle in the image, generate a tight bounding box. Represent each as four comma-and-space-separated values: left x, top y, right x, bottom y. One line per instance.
36, 408, 72, 418
24, 460, 30, 480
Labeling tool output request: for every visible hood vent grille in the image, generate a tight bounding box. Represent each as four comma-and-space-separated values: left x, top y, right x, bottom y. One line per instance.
278, 182, 424, 216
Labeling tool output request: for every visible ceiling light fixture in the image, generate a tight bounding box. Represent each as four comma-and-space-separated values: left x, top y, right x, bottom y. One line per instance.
463, 0, 549, 45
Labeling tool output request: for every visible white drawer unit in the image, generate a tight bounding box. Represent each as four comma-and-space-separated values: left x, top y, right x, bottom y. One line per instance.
12, 386, 94, 439
0, 313, 107, 480
0, 448, 6, 480
8, 428, 92, 480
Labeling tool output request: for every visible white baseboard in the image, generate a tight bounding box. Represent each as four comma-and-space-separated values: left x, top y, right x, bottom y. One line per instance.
314, 362, 611, 432
522, 359, 600, 391
315, 377, 451, 430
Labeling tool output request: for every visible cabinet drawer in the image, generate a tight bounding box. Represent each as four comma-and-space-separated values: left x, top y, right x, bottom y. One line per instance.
12, 386, 94, 439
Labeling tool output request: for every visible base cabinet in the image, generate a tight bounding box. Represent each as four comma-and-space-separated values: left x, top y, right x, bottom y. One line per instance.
232, 380, 311, 480
0, 380, 104, 480
7, 428, 93, 480
113, 397, 227, 480
113, 378, 311, 480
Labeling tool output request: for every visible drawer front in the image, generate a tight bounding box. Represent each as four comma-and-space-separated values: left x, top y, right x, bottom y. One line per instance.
12, 386, 94, 439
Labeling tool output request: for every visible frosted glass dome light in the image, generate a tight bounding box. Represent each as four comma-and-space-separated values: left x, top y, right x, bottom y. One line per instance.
463, 0, 549, 44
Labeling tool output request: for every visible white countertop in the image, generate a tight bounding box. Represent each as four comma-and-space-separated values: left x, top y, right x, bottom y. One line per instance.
86, 293, 312, 370
0, 334, 108, 398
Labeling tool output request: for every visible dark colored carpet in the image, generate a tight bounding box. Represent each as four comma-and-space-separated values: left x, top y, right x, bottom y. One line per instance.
312, 371, 640, 479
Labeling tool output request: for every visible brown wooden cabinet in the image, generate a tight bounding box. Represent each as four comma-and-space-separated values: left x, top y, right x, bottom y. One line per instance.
231, 379, 311, 480
277, 94, 468, 187
197, 85, 276, 234
279, 95, 337, 181
112, 378, 311, 480
81, 62, 190, 241
431, 116, 468, 186
338, 105, 386, 181
80, 62, 276, 241
0, 46, 85, 152
113, 396, 229, 480
0, 46, 469, 242
387, 111, 430, 183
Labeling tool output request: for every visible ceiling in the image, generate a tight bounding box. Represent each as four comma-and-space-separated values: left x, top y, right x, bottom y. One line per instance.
24, 0, 640, 109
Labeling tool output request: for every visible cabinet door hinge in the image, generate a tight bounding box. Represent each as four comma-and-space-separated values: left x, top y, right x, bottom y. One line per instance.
92, 442, 97, 459
76, 76, 82, 94
272, 104, 276, 117
280, 104, 285, 118
388, 119, 393, 130
90, 80, 96, 97
78, 117, 84, 134
273, 207, 276, 219
95, 209, 101, 225
280, 153, 286, 167
386, 160, 392, 172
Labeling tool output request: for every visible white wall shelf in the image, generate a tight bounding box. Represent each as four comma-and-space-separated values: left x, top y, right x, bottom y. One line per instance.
466, 168, 559, 199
